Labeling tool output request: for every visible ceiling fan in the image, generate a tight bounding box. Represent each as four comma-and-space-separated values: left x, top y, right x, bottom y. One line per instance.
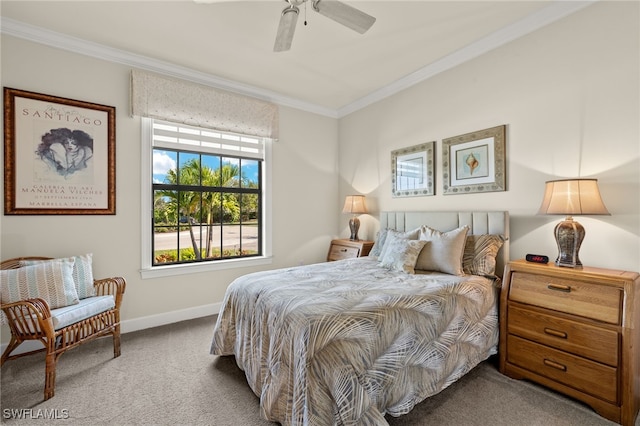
274, 0, 376, 52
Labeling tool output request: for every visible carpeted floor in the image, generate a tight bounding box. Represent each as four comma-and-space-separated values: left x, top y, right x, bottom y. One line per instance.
0, 315, 632, 425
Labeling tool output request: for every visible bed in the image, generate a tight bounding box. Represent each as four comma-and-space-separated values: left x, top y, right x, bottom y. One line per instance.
211, 211, 509, 425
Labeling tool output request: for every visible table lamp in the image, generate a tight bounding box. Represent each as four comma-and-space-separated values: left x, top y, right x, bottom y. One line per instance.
342, 195, 367, 241
537, 178, 610, 268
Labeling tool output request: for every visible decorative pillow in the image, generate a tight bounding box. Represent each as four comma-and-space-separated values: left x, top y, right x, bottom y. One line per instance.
463, 234, 505, 277
415, 225, 470, 275
369, 229, 390, 259
379, 239, 428, 274
1, 258, 79, 309
21, 254, 95, 299
377, 227, 421, 261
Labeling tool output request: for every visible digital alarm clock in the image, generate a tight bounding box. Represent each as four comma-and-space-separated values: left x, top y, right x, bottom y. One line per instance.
526, 254, 549, 264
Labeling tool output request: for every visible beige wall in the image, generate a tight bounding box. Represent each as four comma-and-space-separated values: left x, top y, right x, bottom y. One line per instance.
1, 1, 639, 345
338, 1, 639, 272
0, 36, 340, 337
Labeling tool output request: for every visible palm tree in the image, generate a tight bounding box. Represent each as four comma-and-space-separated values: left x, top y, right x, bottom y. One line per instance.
158, 158, 243, 260
159, 159, 203, 260
202, 162, 241, 257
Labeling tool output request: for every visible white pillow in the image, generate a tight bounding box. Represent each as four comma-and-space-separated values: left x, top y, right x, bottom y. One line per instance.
415, 225, 470, 275
379, 239, 428, 274
1, 258, 79, 309
21, 254, 95, 299
377, 227, 420, 261
369, 229, 390, 259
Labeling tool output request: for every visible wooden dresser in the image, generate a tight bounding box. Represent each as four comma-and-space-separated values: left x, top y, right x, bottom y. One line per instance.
327, 239, 373, 262
499, 260, 639, 425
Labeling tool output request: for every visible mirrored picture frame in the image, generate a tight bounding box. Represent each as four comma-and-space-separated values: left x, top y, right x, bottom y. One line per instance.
391, 141, 435, 197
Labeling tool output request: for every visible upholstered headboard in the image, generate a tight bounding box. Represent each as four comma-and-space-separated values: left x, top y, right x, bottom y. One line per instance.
379, 211, 510, 278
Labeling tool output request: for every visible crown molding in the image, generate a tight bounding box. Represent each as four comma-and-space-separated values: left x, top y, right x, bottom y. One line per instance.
0, 17, 338, 119
1, 1, 595, 120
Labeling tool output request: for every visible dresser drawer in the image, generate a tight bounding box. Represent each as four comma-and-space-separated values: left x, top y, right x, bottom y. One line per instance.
328, 244, 360, 261
507, 305, 619, 366
508, 272, 622, 324
507, 335, 618, 404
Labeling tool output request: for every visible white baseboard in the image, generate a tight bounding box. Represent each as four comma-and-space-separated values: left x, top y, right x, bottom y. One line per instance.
0, 303, 221, 357
120, 302, 221, 334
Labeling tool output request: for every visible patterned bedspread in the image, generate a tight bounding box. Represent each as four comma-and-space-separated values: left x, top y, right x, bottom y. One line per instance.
210, 257, 500, 426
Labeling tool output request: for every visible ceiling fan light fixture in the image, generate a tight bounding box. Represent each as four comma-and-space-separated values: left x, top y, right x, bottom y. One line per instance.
274, 4, 300, 52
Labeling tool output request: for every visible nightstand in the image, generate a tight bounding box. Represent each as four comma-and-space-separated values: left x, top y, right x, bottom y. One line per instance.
499, 260, 640, 425
327, 239, 373, 262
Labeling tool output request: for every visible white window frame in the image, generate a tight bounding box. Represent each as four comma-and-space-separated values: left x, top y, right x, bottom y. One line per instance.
140, 117, 272, 279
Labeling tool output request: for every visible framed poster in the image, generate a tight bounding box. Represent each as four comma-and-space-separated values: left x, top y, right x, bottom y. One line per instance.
4, 88, 116, 214
442, 125, 506, 195
391, 141, 435, 197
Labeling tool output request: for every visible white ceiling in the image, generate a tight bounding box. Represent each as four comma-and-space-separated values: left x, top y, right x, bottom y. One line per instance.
0, 1, 595, 117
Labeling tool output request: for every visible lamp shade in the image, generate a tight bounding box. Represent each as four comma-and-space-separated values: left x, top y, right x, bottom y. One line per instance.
537, 179, 610, 216
342, 195, 367, 215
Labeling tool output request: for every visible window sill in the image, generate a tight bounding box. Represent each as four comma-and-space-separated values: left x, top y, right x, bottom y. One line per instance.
139, 255, 273, 279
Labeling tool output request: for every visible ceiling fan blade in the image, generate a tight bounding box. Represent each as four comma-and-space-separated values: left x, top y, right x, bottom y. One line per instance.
312, 0, 376, 34
274, 5, 299, 52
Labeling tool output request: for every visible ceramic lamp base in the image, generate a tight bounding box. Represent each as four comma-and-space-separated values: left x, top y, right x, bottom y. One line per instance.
554, 216, 584, 268
349, 216, 360, 241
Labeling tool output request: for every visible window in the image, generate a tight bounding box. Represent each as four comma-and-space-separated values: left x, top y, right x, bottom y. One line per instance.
141, 118, 272, 278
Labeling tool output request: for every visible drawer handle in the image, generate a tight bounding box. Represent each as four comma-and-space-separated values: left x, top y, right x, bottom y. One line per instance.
543, 359, 567, 372
544, 328, 568, 339
340, 249, 347, 252
547, 283, 572, 293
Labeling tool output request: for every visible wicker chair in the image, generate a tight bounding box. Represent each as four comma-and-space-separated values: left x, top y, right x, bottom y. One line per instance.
0, 256, 126, 400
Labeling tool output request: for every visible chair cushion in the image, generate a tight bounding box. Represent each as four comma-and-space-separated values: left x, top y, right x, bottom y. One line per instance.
1, 258, 79, 309
21, 254, 95, 299
51, 295, 115, 330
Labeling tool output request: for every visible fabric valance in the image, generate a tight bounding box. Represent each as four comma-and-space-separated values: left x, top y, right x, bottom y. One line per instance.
131, 69, 279, 139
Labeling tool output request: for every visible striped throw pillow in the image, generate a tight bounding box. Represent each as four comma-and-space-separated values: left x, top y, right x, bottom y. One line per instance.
1, 258, 79, 309
21, 254, 95, 299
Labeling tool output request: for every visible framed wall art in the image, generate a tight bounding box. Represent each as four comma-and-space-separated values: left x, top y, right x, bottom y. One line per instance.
3, 88, 116, 215
391, 141, 435, 197
442, 125, 506, 195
